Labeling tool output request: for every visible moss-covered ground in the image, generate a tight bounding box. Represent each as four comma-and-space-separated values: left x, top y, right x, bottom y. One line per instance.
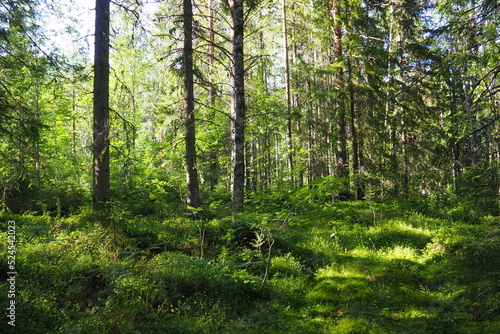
1, 196, 499, 333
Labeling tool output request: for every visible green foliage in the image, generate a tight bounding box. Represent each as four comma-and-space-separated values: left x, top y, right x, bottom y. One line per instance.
2, 198, 499, 333
0, 0, 499, 332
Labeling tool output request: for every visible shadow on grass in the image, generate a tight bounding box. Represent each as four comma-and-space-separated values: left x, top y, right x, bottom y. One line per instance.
303, 252, 461, 333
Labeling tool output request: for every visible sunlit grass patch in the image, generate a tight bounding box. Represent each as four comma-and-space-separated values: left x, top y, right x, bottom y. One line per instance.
271, 253, 303, 275
405, 212, 449, 229
421, 238, 447, 259
387, 306, 436, 319
349, 246, 377, 259
316, 265, 368, 280
306, 263, 380, 319
380, 245, 420, 261
346, 246, 422, 268
307, 276, 375, 302
325, 316, 384, 334
365, 220, 433, 251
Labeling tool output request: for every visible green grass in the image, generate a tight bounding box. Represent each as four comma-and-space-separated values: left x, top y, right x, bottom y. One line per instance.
1, 200, 499, 333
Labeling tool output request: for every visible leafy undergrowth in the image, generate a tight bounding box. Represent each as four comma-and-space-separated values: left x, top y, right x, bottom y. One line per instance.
1, 198, 499, 333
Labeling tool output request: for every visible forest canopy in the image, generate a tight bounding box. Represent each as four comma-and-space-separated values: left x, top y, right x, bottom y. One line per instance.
0, 0, 498, 215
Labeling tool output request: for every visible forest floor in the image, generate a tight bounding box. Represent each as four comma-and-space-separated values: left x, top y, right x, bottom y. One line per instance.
1, 195, 500, 333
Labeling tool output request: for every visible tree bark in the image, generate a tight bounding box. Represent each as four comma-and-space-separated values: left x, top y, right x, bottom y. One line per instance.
208, 0, 216, 105
206, 0, 220, 191
184, 0, 200, 209
282, 0, 295, 186
348, 57, 365, 200
231, 0, 246, 214
92, 0, 110, 218
332, 0, 349, 198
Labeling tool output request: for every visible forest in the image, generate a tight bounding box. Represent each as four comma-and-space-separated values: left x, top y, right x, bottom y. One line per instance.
1, 0, 499, 332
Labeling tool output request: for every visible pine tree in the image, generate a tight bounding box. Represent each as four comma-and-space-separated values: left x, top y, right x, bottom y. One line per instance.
230, 0, 246, 213
184, 0, 200, 209
92, 0, 111, 218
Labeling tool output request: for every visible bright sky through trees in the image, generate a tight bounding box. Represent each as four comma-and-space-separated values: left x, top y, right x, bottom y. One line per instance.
39, 0, 94, 58
40, 0, 158, 60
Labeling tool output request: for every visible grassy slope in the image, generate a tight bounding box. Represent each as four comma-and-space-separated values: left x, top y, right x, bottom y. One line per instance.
1, 199, 499, 333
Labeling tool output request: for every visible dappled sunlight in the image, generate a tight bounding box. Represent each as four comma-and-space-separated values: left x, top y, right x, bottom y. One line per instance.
301, 222, 466, 332
365, 220, 433, 251
379, 245, 420, 261
2, 200, 499, 333
388, 307, 436, 320
316, 266, 369, 281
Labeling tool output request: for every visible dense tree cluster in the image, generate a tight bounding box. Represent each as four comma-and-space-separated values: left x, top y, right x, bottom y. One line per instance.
0, 0, 498, 215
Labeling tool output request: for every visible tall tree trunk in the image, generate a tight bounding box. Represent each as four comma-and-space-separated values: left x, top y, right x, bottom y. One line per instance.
208, 0, 216, 105
93, 0, 110, 218
450, 77, 462, 191
184, 0, 200, 209
384, 2, 395, 197
401, 116, 409, 199
348, 57, 364, 199
282, 0, 295, 186
231, 0, 246, 214
33, 62, 41, 193
385, 2, 403, 197
71, 81, 79, 194
207, 0, 219, 191
332, 0, 349, 198
245, 140, 254, 191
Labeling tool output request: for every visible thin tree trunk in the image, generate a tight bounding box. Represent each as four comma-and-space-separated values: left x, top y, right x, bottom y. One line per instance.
385, 2, 399, 197
332, 0, 349, 198
231, 0, 246, 214
348, 57, 364, 199
245, 140, 254, 192
282, 0, 294, 186
93, 0, 110, 218
209, 0, 216, 105
401, 116, 409, 199
33, 62, 41, 193
184, 0, 200, 209
207, 0, 219, 191
71, 66, 80, 194
183, 0, 200, 208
